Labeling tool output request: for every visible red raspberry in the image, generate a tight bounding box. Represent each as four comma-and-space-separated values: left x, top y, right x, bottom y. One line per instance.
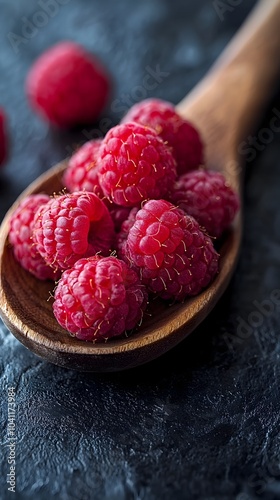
63, 141, 133, 233
33, 192, 115, 271
26, 41, 110, 128
122, 199, 219, 301
9, 194, 60, 281
53, 255, 148, 341
63, 139, 103, 197
121, 98, 203, 175
63, 141, 134, 233
116, 207, 138, 260
169, 170, 240, 238
98, 122, 177, 207
0, 108, 8, 166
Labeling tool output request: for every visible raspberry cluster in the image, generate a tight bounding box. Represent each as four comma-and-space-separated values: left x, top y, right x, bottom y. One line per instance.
9, 98, 239, 343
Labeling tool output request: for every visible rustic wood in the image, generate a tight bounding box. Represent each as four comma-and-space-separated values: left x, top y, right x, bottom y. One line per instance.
0, 0, 280, 372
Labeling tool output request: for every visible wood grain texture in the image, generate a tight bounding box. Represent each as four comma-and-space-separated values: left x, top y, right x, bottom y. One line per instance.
0, 0, 280, 372
178, 0, 280, 175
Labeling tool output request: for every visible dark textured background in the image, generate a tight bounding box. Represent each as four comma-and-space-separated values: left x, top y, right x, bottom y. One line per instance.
1, 0, 280, 499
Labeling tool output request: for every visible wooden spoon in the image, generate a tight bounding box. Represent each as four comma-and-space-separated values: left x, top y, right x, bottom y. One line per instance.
1, 0, 280, 372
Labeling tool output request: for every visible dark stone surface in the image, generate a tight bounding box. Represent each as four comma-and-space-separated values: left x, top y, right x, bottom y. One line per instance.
1, 0, 280, 499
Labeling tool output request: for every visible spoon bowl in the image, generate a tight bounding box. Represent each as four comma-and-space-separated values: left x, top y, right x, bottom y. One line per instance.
0, 0, 279, 371
0, 161, 241, 371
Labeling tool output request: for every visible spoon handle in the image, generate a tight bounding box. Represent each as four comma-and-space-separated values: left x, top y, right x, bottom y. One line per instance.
177, 0, 280, 170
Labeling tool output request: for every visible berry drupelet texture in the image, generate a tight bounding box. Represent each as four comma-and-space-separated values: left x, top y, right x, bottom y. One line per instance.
26, 41, 110, 128
63, 139, 104, 196
122, 199, 219, 301
53, 255, 148, 341
121, 98, 203, 175
9, 194, 60, 280
116, 207, 138, 260
33, 192, 115, 271
169, 170, 240, 238
98, 122, 177, 207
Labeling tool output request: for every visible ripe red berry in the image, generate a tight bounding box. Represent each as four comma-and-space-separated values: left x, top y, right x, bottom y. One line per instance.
121, 98, 203, 175
26, 41, 111, 128
33, 192, 115, 271
116, 207, 138, 260
122, 199, 219, 301
0, 108, 8, 167
63, 139, 103, 197
9, 194, 60, 280
98, 122, 177, 207
53, 255, 148, 341
169, 170, 240, 238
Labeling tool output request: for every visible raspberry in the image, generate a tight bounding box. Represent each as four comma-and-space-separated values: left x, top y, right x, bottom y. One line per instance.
33, 192, 115, 271
98, 122, 177, 207
122, 199, 219, 301
26, 41, 110, 128
63, 139, 103, 197
9, 194, 60, 280
53, 255, 148, 341
0, 108, 8, 167
169, 170, 240, 238
121, 98, 203, 175
116, 207, 138, 260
